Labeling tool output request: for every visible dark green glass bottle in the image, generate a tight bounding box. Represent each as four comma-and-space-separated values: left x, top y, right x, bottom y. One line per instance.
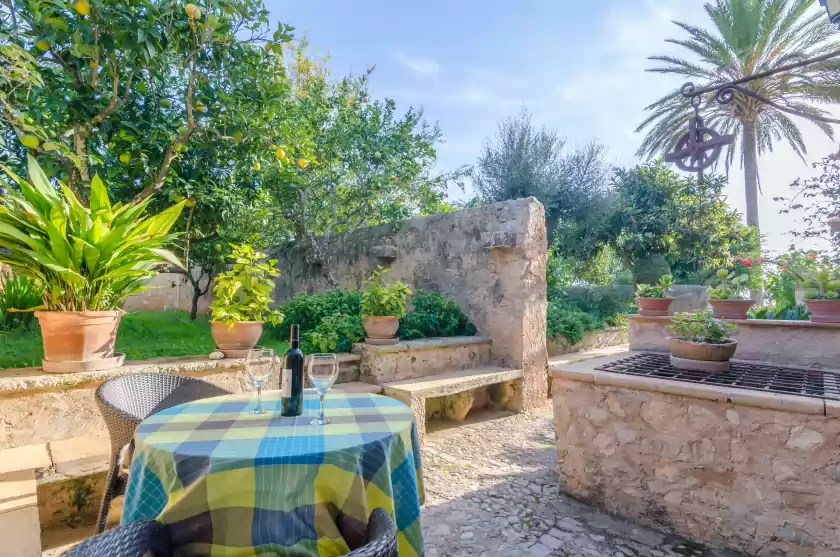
280, 324, 304, 416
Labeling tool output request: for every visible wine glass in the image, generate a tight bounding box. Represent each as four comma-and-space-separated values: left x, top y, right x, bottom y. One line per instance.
308, 353, 338, 425
245, 348, 275, 415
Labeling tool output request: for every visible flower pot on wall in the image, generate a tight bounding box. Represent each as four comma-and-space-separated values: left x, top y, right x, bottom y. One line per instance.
36, 311, 124, 373
669, 338, 738, 373
804, 299, 840, 323
363, 316, 399, 345
635, 297, 673, 317
211, 321, 264, 357
709, 299, 755, 320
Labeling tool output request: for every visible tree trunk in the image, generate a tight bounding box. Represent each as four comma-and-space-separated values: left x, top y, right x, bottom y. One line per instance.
742, 121, 760, 229
742, 120, 763, 302
190, 288, 201, 321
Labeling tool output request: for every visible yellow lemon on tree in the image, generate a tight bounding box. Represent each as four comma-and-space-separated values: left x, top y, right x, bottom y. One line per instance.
232, 131, 242, 141
20, 134, 40, 149
89, 59, 97, 69
194, 102, 206, 112
74, 0, 90, 16
185, 3, 201, 19
159, 98, 172, 108
119, 153, 131, 164
252, 161, 261, 171
35, 40, 50, 52
274, 147, 286, 159
297, 158, 309, 169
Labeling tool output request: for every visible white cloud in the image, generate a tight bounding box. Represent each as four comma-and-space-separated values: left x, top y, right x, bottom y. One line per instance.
391, 51, 441, 77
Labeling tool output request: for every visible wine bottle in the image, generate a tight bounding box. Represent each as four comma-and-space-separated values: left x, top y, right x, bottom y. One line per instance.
281, 324, 304, 417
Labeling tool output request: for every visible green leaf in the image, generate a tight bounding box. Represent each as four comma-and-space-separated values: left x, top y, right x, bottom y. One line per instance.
89, 174, 111, 213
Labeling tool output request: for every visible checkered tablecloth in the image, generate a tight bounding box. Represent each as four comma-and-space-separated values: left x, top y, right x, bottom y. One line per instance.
121, 391, 424, 557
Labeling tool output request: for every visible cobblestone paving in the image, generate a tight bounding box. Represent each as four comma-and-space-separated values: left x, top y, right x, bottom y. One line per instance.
421, 406, 743, 557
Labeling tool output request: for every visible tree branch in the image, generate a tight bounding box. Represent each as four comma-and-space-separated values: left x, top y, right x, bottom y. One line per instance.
91, 62, 134, 125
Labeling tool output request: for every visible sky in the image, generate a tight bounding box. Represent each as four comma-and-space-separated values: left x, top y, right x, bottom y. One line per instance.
266, 0, 835, 254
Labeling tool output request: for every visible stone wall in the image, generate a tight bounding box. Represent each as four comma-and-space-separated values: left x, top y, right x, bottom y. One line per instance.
547, 328, 628, 358
629, 315, 840, 368
552, 368, 840, 556
122, 270, 214, 313
273, 198, 549, 410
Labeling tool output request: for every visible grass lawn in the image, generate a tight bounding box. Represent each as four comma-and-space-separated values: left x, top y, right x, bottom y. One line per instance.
0, 311, 289, 370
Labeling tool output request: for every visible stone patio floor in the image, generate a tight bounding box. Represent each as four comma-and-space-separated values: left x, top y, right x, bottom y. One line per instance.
422, 405, 742, 557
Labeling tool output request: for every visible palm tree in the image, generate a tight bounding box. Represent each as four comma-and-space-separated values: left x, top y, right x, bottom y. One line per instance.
636, 0, 840, 230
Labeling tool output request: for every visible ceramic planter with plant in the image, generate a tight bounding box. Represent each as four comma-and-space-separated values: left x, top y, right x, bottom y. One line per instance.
209, 244, 284, 357
669, 308, 738, 372
0, 156, 186, 372
707, 268, 754, 320
801, 266, 840, 323
360, 266, 412, 345
634, 274, 674, 316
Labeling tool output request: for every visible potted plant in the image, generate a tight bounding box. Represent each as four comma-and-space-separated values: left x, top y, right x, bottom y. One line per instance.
801, 266, 840, 323
669, 309, 738, 372
707, 268, 754, 319
209, 244, 284, 357
360, 266, 412, 345
634, 274, 674, 316
0, 157, 186, 372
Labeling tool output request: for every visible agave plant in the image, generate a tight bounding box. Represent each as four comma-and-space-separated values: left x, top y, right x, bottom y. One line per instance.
0, 156, 185, 311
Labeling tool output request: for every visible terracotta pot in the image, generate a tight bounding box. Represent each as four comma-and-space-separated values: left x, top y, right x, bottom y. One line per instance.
670, 338, 738, 362
35, 311, 123, 372
210, 321, 264, 355
709, 299, 754, 320
804, 299, 840, 323
635, 297, 673, 317
363, 316, 400, 340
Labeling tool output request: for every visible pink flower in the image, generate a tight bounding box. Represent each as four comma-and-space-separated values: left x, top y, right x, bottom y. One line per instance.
362, 96, 369, 103
740, 259, 753, 268
807, 253, 818, 261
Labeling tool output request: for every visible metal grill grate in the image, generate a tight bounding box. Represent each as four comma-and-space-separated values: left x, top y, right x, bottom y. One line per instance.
595, 352, 840, 401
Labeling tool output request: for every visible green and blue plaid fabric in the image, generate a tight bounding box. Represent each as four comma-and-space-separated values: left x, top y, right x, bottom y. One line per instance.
121, 391, 424, 557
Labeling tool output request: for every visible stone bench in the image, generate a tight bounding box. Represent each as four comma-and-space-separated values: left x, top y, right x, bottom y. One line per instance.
383, 366, 523, 442
0, 444, 53, 557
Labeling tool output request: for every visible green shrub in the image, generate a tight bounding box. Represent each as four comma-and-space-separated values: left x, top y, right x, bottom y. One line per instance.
209, 244, 284, 325
0, 271, 42, 330
399, 291, 476, 340
360, 267, 412, 317
671, 309, 735, 343
749, 304, 810, 321
302, 313, 365, 354
546, 305, 605, 344
551, 285, 635, 322
271, 290, 364, 340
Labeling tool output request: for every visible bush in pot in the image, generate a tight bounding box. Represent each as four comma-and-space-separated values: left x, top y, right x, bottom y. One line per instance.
801, 266, 840, 323
209, 244, 284, 356
0, 157, 186, 372
707, 268, 754, 319
669, 309, 737, 372
634, 274, 673, 316
360, 266, 411, 345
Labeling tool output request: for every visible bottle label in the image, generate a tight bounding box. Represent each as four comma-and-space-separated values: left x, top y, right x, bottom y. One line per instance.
281, 368, 292, 397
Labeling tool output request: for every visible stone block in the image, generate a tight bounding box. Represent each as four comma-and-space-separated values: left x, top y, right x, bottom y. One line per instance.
480, 231, 517, 249
442, 391, 473, 421
370, 245, 397, 260
48, 434, 110, 477
0, 444, 51, 475
355, 337, 493, 383
0, 469, 40, 557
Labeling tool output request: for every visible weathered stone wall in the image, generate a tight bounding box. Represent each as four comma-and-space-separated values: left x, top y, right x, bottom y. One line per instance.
122, 270, 214, 313
547, 328, 628, 358
552, 376, 840, 556
273, 198, 549, 410
629, 315, 840, 367
354, 337, 492, 384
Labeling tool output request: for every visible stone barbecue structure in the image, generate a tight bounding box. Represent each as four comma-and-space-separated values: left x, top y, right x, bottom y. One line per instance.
551, 311, 840, 557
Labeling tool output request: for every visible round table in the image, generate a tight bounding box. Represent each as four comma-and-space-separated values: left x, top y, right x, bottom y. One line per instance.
122, 390, 424, 557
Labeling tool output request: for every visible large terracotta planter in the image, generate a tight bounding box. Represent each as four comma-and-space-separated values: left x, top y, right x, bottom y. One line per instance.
35, 311, 124, 373
211, 321, 264, 357
363, 316, 399, 345
709, 299, 754, 320
636, 297, 673, 317
669, 338, 737, 373
804, 299, 840, 323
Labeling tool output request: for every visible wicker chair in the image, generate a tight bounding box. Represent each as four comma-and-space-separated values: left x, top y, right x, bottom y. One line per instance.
94, 373, 230, 534
344, 508, 399, 557
62, 520, 173, 557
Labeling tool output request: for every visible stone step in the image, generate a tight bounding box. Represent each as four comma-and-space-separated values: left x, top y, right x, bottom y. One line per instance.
331, 381, 383, 395
382, 366, 522, 398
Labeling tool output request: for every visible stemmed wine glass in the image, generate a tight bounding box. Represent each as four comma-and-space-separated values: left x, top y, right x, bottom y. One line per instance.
245, 348, 275, 415
308, 353, 338, 425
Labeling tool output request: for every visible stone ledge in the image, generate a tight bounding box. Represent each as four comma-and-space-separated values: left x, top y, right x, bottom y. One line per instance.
0, 444, 51, 476
0, 470, 37, 514
551, 349, 832, 416
628, 314, 840, 329
0, 353, 362, 399
383, 366, 522, 398
353, 336, 490, 354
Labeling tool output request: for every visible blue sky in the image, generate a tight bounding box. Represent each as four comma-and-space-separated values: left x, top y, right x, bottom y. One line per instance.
267, 0, 834, 253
